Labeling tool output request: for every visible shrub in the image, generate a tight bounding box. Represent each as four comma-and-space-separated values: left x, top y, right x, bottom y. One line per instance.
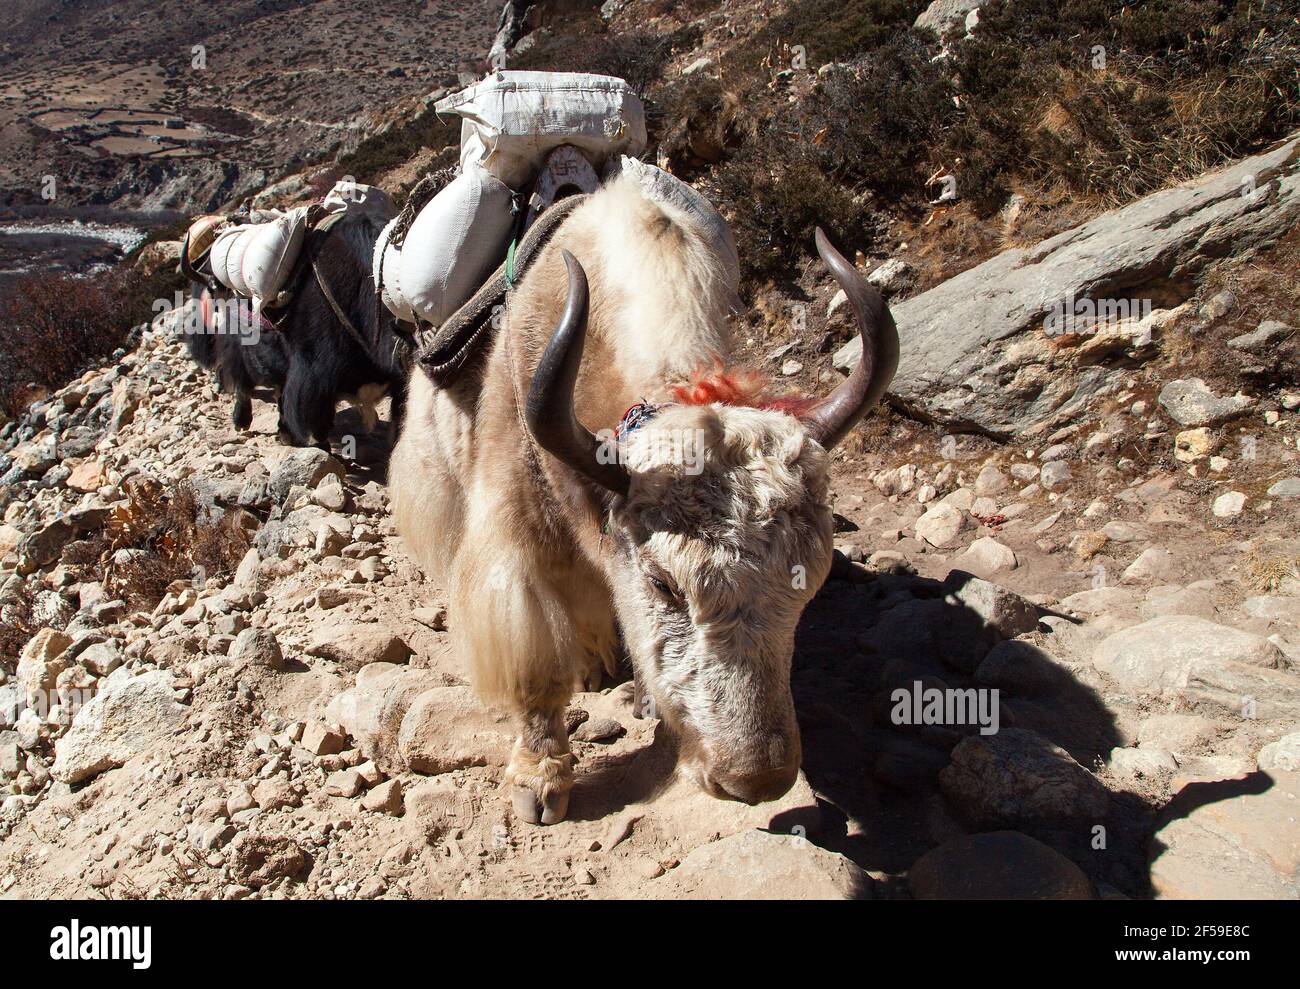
716, 149, 877, 287
0, 262, 181, 417
66, 478, 253, 611
746, 0, 925, 66
335, 106, 459, 184
943, 0, 1300, 213
509, 18, 692, 96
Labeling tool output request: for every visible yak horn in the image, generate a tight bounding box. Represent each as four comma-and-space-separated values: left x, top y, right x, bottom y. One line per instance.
802, 228, 900, 449
525, 250, 631, 498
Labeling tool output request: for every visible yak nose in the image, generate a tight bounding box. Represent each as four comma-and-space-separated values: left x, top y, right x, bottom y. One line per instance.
706, 762, 799, 805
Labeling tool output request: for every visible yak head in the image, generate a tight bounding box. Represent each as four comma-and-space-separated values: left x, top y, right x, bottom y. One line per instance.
525, 230, 899, 805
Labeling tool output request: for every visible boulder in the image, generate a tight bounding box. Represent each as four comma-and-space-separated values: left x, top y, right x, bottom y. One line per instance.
834, 134, 1300, 436
945, 572, 1040, 640
873, 575, 1039, 675
914, 502, 969, 547
326, 667, 449, 773
648, 830, 870, 900
1149, 770, 1300, 898
65, 460, 107, 493
306, 625, 411, 671
1092, 616, 1284, 694
76, 640, 120, 679
954, 536, 1017, 577
362, 778, 404, 815
1228, 319, 1294, 354
914, 0, 982, 40
1123, 547, 1177, 583
229, 627, 284, 671
909, 831, 1092, 899
1257, 734, 1300, 772
940, 728, 1110, 825
1136, 713, 1219, 754
974, 640, 1071, 695
396, 687, 513, 775
51, 670, 188, 784
16, 628, 73, 706
268, 448, 346, 502
1267, 477, 1300, 499
1181, 660, 1300, 720
17, 518, 74, 572
1157, 378, 1254, 427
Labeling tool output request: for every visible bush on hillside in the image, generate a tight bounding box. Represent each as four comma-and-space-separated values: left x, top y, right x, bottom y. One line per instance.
0, 263, 181, 417
64, 478, 253, 611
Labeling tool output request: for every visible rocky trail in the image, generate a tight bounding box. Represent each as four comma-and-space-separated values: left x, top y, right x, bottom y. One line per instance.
3, 130, 1300, 898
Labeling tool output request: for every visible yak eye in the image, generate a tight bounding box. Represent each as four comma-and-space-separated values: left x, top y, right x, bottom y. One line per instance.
648, 574, 680, 600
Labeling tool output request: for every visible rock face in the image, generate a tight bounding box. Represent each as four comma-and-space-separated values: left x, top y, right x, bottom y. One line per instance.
52, 671, 188, 784
1093, 616, 1285, 694
649, 830, 870, 900
909, 831, 1093, 899
834, 133, 1300, 436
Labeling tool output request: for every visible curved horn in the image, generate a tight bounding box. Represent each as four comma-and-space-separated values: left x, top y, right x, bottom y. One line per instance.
524, 251, 631, 498
802, 228, 901, 449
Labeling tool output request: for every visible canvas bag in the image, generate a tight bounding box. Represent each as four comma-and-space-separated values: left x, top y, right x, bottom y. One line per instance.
209, 224, 255, 296
379, 163, 516, 327
435, 71, 647, 190
240, 207, 309, 313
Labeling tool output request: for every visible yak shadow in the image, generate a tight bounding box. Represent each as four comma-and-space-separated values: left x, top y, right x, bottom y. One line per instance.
790, 562, 1156, 892
330, 403, 396, 485
1144, 770, 1276, 895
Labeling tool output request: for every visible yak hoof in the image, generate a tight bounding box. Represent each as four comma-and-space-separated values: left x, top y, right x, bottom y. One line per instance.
511, 784, 569, 826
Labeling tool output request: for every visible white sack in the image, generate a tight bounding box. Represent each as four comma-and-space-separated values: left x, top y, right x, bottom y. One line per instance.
388, 163, 516, 326
372, 215, 416, 323
209, 225, 255, 296
322, 180, 396, 224
436, 71, 647, 189
241, 207, 308, 312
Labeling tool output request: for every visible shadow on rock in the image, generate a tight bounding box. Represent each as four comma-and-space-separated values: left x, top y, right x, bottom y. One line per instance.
791, 564, 1133, 894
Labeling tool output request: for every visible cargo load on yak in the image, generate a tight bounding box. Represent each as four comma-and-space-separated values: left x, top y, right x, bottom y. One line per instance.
372, 69, 737, 390
374, 70, 657, 335
181, 181, 395, 319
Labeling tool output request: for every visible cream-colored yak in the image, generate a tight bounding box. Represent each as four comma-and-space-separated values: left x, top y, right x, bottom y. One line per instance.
390, 173, 898, 824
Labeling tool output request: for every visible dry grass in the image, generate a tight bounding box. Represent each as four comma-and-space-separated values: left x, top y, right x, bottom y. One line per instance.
0, 582, 37, 671
65, 477, 253, 611
1245, 548, 1299, 592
